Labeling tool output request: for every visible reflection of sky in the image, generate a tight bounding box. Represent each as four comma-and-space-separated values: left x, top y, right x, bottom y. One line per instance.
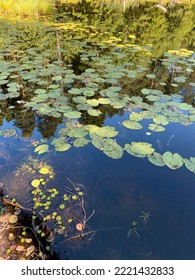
104, 110, 195, 158
1, 107, 195, 259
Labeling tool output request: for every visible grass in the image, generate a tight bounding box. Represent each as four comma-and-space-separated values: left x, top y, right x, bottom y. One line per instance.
0, 0, 54, 18
0, 0, 194, 18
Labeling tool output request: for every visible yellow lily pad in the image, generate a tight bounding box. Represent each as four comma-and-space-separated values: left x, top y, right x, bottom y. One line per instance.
31, 179, 40, 188
39, 167, 49, 175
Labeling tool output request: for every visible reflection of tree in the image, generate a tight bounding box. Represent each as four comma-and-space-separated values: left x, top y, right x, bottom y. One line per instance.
37, 115, 63, 139
13, 110, 36, 138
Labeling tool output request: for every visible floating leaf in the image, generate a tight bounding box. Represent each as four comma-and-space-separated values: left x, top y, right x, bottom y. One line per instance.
174, 76, 186, 83
34, 144, 49, 154
146, 74, 156, 79
131, 142, 155, 155
153, 115, 169, 125
98, 97, 111, 104
122, 120, 143, 130
103, 139, 123, 159
31, 179, 40, 188
73, 138, 90, 147
67, 127, 88, 138
124, 144, 146, 158
51, 138, 71, 152
183, 157, 195, 174
148, 124, 165, 132
162, 151, 183, 170
68, 88, 82, 95
148, 152, 165, 167
95, 126, 118, 138
129, 112, 144, 122
87, 109, 102, 116
63, 111, 81, 118
9, 215, 18, 224
39, 167, 49, 175
83, 89, 95, 97
92, 136, 123, 159
87, 99, 99, 107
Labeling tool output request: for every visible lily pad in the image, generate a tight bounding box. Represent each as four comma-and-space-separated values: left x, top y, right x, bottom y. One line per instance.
124, 144, 146, 158
148, 124, 165, 132
63, 111, 81, 118
67, 127, 88, 138
95, 126, 118, 138
162, 151, 183, 170
153, 115, 169, 125
39, 167, 50, 175
87, 99, 99, 107
122, 120, 143, 130
92, 136, 123, 159
87, 109, 102, 116
73, 138, 90, 147
131, 142, 155, 155
129, 112, 144, 122
51, 138, 71, 152
9, 215, 18, 224
183, 157, 195, 174
34, 144, 49, 154
31, 179, 40, 188
148, 152, 165, 167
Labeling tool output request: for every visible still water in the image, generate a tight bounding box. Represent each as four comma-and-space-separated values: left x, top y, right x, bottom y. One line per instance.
0, 1, 195, 259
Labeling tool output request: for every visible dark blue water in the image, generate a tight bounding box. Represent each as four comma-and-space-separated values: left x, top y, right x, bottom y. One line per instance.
1, 113, 195, 260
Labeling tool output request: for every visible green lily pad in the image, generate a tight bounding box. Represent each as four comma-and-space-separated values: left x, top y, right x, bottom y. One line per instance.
92, 136, 123, 159
148, 124, 165, 132
124, 144, 146, 158
73, 138, 90, 147
95, 126, 118, 138
34, 144, 49, 154
98, 98, 111, 104
148, 152, 165, 167
162, 151, 183, 170
146, 74, 156, 79
87, 109, 102, 116
67, 127, 88, 138
72, 96, 87, 104
51, 138, 71, 152
68, 88, 82, 95
131, 142, 155, 155
183, 157, 195, 174
34, 89, 47, 94
83, 89, 95, 97
129, 112, 144, 122
174, 76, 186, 83
87, 99, 99, 107
122, 120, 143, 130
153, 115, 169, 125
63, 111, 81, 118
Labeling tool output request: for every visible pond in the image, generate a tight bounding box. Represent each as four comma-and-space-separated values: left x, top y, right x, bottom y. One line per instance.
0, 1, 195, 260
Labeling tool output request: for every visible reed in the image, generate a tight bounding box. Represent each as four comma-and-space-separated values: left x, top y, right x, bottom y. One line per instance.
0, 0, 194, 18
0, 0, 54, 18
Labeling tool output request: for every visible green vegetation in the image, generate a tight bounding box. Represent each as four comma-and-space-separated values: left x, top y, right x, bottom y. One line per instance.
0, 0, 194, 17
0, 0, 195, 260
0, 0, 54, 17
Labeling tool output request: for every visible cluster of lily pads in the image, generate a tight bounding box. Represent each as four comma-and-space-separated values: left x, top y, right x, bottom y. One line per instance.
0, 18, 195, 176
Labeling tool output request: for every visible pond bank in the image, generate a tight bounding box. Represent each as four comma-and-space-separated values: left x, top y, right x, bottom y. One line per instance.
0, 0, 194, 18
